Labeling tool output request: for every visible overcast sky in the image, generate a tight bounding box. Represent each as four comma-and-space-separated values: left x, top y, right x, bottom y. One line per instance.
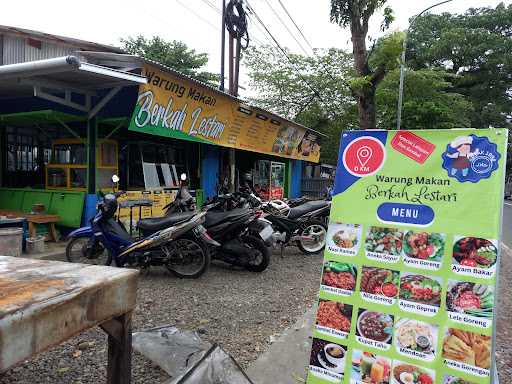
0, 0, 509, 97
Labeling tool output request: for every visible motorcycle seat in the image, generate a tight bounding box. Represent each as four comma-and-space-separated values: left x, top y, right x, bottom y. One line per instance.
205, 208, 250, 228
287, 200, 330, 220
137, 211, 196, 233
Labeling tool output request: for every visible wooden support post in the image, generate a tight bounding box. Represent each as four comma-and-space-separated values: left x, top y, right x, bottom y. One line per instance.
103, 312, 132, 384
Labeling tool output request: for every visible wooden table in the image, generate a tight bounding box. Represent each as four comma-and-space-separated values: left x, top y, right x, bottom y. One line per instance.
0, 256, 138, 383
0, 209, 60, 241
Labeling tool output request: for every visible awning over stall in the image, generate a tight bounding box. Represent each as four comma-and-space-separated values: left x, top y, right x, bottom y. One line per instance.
0, 56, 146, 114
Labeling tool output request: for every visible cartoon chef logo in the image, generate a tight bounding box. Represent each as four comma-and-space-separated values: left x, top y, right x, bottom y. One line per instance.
442, 134, 500, 183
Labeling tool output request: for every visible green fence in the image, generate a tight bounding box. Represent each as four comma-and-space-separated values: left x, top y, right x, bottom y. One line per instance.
0, 189, 85, 227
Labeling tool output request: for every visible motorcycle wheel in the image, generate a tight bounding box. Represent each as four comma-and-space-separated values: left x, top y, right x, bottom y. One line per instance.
165, 235, 210, 278
243, 235, 271, 272
66, 237, 112, 265
296, 220, 327, 255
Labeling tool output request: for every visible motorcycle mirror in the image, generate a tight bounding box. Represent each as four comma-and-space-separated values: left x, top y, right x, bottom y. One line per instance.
111, 174, 120, 183
180, 173, 187, 181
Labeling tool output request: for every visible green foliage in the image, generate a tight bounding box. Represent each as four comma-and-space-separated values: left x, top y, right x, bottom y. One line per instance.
330, 0, 388, 28
381, 6, 395, 31
369, 32, 404, 71
243, 46, 357, 164
120, 35, 219, 85
330, 0, 396, 129
376, 68, 473, 130
350, 76, 372, 95
406, 3, 512, 128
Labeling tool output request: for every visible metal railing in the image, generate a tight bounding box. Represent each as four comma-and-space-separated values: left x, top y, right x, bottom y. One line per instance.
301, 178, 330, 198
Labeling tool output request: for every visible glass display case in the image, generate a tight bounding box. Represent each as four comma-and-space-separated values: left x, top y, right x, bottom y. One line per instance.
254, 160, 285, 200
46, 138, 118, 191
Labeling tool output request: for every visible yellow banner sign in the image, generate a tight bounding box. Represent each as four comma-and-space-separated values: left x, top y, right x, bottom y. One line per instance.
128, 64, 321, 162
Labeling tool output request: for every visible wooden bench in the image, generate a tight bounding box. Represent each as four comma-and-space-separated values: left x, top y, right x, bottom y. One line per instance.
0, 256, 139, 383
0, 209, 60, 241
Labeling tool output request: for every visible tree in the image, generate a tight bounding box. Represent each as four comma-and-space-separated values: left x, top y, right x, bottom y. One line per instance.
120, 35, 219, 85
243, 45, 357, 164
376, 68, 473, 129
406, 3, 512, 128
330, 0, 396, 129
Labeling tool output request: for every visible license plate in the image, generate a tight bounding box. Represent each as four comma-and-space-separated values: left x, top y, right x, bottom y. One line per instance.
259, 225, 274, 241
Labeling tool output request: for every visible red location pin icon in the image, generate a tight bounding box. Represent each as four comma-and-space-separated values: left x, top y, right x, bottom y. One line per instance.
356, 146, 373, 167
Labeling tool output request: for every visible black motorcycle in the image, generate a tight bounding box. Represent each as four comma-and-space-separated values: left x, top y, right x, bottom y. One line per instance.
203, 204, 273, 272
166, 175, 274, 272
262, 199, 331, 256
206, 191, 330, 256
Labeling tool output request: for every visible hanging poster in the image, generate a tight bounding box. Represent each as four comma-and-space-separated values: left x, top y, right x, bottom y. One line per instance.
307, 129, 507, 384
128, 64, 322, 162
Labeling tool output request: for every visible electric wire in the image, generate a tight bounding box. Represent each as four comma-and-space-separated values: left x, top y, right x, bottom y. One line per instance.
201, 0, 222, 14
175, 0, 220, 31
244, 0, 324, 101
262, 0, 309, 56
277, 0, 314, 52
246, 13, 275, 47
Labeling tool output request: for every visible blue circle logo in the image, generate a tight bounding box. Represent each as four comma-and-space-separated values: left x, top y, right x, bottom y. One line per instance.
441, 134, 500, 183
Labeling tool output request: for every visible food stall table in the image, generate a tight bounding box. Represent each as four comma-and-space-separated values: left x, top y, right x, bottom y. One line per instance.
0, 209, 60, 241
0, 256, 138, 384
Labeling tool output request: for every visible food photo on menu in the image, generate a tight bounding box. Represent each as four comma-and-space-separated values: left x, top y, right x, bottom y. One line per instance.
442, 374, 477, 384
394, 318, 438, 361
452, 237, 498, 270
351, 350, 391, 384
309, 338, 347, 380
356, 309, 394, 346
391, 361, 435, 384
442, 328, 491, 370
402, 231, 445, 264
446, 281, 494, 321
316, 300, 353, 335
360, 267, 400, 299
321, 261, 357, 293
399, 273, 442, 307
365, 227, 403, 256
327, 222, 363, 255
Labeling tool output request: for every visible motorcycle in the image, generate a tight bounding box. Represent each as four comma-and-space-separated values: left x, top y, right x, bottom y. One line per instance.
166, 176, 274, 272
262, 199, 330, 255
65, 175, 215, 278
204, 191, 330, 256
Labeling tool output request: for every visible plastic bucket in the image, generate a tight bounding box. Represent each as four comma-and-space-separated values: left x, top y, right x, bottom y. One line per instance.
26, 235, 46, 254
0, 228, 23, 257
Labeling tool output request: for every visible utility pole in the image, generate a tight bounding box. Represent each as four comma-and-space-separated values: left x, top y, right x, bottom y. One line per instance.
220, 0, 226, 91
396, 0, 454, 130
224, 0, 248, 192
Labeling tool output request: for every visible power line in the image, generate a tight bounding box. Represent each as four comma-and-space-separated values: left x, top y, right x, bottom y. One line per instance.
246, 13, 274, 47
262, 0, 309, 56
175, 0, 220, 31
273, 0, 349, 90
277, 0, 314, 52
244, 0, 324, 101
200, 0, 221, 15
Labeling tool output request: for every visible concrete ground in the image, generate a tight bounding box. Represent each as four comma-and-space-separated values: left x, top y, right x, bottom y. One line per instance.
247, 306, 315, 384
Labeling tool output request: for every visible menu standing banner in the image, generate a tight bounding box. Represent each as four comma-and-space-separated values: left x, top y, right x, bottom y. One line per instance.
307, 129, 508, 384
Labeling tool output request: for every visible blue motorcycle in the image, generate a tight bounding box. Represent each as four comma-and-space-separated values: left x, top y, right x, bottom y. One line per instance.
65, 176, 217, 278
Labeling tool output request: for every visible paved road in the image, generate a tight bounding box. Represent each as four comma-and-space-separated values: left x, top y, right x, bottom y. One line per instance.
502, 201, 512, 248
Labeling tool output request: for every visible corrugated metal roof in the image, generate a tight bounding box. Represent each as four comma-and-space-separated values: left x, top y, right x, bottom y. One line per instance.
0, 24, 124, 54
2, 35, 24, 64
